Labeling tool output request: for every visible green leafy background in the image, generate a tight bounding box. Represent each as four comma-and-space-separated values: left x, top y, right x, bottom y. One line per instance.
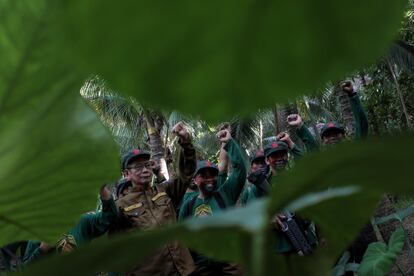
0, 0, 413, 275
358, 228, 405, 276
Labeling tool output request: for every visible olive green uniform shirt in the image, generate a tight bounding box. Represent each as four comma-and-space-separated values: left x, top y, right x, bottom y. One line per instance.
110, 139, 196, 276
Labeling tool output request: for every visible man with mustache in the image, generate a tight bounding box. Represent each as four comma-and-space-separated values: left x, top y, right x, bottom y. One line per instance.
110, 122, 197, 276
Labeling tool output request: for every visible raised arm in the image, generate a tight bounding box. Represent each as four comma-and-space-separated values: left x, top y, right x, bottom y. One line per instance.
217, 130, 247, 205
217, 123, 232, 187
162, 122, 196, 207
276, 132, 305, 160
287, 114, 320, 152
82, 186, 118, 239
341, 81, 369, 140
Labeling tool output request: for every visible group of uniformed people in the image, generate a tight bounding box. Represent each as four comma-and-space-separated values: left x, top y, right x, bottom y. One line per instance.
0, 81, 369, 275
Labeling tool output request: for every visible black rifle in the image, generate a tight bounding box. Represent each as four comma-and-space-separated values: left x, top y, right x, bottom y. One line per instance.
279, 212, 314, 256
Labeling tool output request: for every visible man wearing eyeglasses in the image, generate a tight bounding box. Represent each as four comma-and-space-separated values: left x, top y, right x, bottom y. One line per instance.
110, 122, 196, 276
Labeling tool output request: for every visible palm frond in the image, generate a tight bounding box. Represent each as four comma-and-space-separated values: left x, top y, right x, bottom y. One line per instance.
306, 98, 334, 121
388, 40, 414, 75
80, 76, 148, 153
256, 109, 276, 141
193, 131, 220, 161
229, 115, 261, 153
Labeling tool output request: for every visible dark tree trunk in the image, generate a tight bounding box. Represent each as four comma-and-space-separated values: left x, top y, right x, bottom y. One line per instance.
335, 82, 356, 136
274, 104, 282, 134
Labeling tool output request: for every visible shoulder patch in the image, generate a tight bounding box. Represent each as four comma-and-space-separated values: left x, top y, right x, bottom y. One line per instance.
123, 202, 143, 212
151, 192, 167, 201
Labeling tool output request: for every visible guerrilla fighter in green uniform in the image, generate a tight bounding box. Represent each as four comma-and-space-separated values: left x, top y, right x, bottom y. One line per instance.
23, 185, 117, 265
239, 132, 303, 206
109, 122, 197, 276
179, 123, 234, 212
237, 133, 317, 254
237, 149, 268, 206
288, 81, 371, 264
178, 128, 247, 275
287, 81, 368, 150
179, 129, 246, 218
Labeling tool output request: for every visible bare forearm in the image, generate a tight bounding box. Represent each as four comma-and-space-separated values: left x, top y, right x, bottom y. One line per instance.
218, 143, 229, 172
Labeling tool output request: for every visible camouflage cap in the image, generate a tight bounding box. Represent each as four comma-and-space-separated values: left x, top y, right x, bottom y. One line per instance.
320, 122, 345, 138
250, 150, 265, 165
121, 149, 151, 171
264, 141, 289, 158
194, 160, 219, 176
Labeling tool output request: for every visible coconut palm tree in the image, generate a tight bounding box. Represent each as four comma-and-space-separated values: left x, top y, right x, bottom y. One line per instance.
81, 76, 172, 179
80, 76, 148, 154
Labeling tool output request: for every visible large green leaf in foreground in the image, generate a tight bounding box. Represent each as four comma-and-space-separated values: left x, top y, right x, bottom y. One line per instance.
1, 0, 412, 274
0, 1, 119, 245
24, 134, 414, 275
55, 0, 407, 121
24, 201, 267, 276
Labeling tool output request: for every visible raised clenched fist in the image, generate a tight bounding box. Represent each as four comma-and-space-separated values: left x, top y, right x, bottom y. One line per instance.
216, 129, 232, 143
277, 132, 294, 149
341, 81, 354, 95
287, 114, 303, 128
172, 122, 190, 142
